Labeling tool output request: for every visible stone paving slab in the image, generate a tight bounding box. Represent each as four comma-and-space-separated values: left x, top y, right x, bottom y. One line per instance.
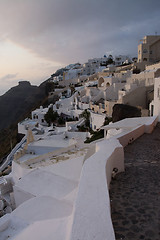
109, 123, 160, 240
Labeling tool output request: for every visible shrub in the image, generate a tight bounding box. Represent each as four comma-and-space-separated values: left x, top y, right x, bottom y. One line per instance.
84, 129, 104, 143
44, 108, 58, 126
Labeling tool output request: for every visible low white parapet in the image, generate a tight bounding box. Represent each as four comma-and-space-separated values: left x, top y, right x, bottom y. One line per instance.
2, 117, 157, 239
69, 116, 158, 240
0, 214, 11, 232
0, 136, 26, 172
102, 116, 158, 144
70, 138, 124, 240
21, 143, 77, 166
117, 125, 145, 147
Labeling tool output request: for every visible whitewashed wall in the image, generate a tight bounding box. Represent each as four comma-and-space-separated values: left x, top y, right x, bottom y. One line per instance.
153, 78, 160, 121
70, 139, 124, 240
90, 112, 105, 130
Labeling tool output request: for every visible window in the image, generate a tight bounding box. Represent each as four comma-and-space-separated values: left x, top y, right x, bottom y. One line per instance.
41, 119, 44, 123
157, 88, 160, 99
143, 49, 147, 53
151, 105, 154, 116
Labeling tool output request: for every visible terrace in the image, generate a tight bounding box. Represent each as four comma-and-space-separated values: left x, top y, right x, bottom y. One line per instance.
0, 116, 159, 240
110, 123, 160, 239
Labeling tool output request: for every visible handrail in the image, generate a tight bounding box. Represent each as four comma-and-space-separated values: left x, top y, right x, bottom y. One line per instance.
0, 136, 26, 172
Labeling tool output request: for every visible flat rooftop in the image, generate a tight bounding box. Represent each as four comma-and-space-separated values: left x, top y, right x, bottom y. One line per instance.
110, 123, 160, 239
102, 116, 157, 130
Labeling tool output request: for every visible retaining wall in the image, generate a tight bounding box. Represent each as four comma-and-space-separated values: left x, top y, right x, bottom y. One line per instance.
69, 117, 158, 240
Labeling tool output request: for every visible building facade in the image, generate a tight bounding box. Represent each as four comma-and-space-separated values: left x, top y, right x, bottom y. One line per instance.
138, 35, 160, 63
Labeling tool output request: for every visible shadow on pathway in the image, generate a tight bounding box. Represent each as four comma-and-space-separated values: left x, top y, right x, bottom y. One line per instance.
110, 123, 160, 240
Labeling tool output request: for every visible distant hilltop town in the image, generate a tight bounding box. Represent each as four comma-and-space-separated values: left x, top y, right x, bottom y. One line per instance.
0, 35, 160, 240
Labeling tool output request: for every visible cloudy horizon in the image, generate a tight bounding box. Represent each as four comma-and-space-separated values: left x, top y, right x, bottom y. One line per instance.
0, 0, 160, 95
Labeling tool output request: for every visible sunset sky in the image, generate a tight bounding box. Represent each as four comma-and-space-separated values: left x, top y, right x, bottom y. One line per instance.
0, 0, 160, 95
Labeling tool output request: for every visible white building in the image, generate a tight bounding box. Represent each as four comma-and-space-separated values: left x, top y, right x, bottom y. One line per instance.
63, 68, 82, 81
114, 55, 131, 66
31, 106, 50, 126
98, 71, 131, 89
90, 111, 106, 130
52, 75, 63, 83
18, 119, 39, 135
149, 77, 160, 120
82, 56, 109, 76
0, 116, 158, 240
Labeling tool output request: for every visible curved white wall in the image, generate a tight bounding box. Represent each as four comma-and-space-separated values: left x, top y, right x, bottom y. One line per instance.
70, 139, 124, 240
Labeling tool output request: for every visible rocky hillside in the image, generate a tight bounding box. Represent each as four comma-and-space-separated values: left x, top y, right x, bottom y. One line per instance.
0, 81, 47, 160
0, 81, 46, 130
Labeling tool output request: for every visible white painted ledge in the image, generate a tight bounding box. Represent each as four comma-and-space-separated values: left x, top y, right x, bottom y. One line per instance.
69, 139, 124, 240
0, 214, 11, 232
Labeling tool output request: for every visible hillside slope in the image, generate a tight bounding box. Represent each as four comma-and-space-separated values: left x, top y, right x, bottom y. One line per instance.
0, 81, 47, 161
0, 81, 46, 130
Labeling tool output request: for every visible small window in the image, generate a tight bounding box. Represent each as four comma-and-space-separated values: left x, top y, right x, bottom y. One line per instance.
41, 119, 44, 123
143, 49, 147, 53
157, 88, 160, 98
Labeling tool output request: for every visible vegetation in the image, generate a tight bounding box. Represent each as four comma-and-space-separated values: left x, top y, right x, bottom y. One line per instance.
69, 85, 75, 95
44, 108, 58, 126
74, 83, 83, 87
107, 57, 114, 65
133, 68, 141, 74
44, 108, 78, 126
57, 117, 65, 125
100, 55, 114, 66
81, 109, 90, 128
84, 129, 104, 143
84, 116, 112, 143
103, 116, 112, 126
77, 125, 89, 132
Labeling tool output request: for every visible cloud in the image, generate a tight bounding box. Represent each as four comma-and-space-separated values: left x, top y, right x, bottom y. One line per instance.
0, 0, 160, 65
0, 73, 19, 95
0, 73, 18, 82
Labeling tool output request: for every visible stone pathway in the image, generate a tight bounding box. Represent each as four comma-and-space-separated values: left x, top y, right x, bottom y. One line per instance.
109, 123, 160, 240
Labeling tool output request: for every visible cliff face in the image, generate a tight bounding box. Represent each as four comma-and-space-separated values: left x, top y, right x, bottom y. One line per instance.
0, 81, 46, 130
0, 81, 47, 161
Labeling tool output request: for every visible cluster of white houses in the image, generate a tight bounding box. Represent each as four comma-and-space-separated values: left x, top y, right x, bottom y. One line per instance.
1, 35, 160, 239
31, 65, 160, 130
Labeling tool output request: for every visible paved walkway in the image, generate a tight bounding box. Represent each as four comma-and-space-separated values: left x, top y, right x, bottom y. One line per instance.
110, 124, 160, 240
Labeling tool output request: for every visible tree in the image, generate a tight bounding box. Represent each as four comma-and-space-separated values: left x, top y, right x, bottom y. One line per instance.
103, 116, 112, 126
107, 58, 114, 65
82, 109, 90, 128
58, 116, 65, 125
44, 108, 58, 126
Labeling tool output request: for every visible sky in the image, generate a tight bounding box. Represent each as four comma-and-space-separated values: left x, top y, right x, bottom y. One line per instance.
0, 0, 160, 95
